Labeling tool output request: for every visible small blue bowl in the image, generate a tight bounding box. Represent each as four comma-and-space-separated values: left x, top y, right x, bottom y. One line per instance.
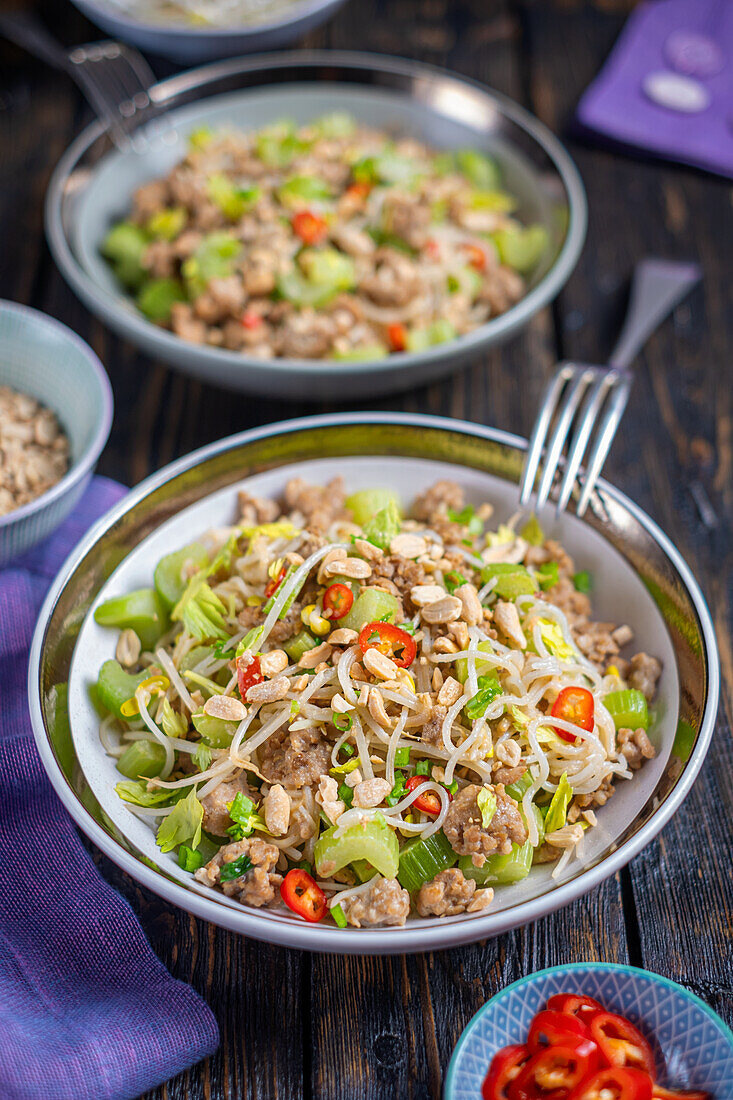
0, 301, 113, 566
445, 963, 733, 1099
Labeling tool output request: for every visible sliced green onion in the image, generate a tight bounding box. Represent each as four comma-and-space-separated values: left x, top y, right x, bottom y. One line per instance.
521, 515, 544, 546
338, 782, 354, 807
178, 845, 204, 872
536, 561, 560, 590
330, 902, 348, 928
332, 713, 353, 732
219, 854, 253, 883
573, 571, 591, 593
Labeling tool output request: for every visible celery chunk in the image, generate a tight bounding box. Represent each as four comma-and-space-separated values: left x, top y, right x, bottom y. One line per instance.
398, 830, 457, 892
94, 588, 169, 650
117, 740, 167, 779
314, 812, 399, 880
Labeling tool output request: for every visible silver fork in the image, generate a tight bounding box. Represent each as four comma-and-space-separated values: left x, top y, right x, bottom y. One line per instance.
519, 258, 701, 518
0, 11, 173, 153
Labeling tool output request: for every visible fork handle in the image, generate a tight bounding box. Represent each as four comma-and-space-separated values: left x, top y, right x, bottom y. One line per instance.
0, 11, 72, 75
609, 258, 701, 370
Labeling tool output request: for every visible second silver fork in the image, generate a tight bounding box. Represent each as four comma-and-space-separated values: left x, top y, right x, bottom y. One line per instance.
519, 258, 701, 517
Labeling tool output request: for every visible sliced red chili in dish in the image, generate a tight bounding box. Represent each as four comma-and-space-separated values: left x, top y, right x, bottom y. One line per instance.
240, 310, 262, 330
292, 209, 327, 245
510, 1044, 596, 1099
551, 686, 595, 745
322, 582, 354, 620
345, 182, 371, 202
358, 621, 417, 668
527, 1010, 598, 1060
387, 322, 408, 352
264, 564, 288, 599
589, 1013, 656, 1077
547, 994, 604, 1025
482, 1044, 532, 1099
405, 774, 448, 816
462, 242, 487, 271
567, 1066, 653, 1100
237, 653, 263, 696
280, 868, 327, 922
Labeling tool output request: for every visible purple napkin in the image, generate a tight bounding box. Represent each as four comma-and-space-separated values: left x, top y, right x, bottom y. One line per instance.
577, 0, 733, 179
0, 478, 219, 1100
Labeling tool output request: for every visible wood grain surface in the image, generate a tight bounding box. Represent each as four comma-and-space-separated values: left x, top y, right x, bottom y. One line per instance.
1, 0, 731, 1096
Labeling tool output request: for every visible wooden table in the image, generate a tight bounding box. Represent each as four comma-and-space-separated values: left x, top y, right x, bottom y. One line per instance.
2, 1, 731, 1096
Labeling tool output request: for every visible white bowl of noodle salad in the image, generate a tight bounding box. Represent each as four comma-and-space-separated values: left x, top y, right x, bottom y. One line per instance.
37, 414, 717, 953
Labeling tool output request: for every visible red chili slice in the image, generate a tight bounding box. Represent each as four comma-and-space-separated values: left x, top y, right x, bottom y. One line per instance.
527, 1010, 599, 1061
292, 209, 327, 245
358, 621, 417, 668
482, 1044, 532, 1099
241, 310, 262, 330
424, 238, 441, 260
280, 868, 327, 922
405, 774, 447, 816
264, 564, 288, 599
237, 653, 263, 697
510, 1044, 596, 1099
387, 322, 408, 352
322, 582, 354, 620
547, 994, 604, 1025
589, 1013, 656, 1077
551, 686, 595, 745
463, 242, 487, 272
345, 182, 371, 202
567, 1066, 653, 1100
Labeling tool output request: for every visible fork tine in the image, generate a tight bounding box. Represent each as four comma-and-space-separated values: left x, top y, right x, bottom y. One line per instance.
555, 371, 614, 514
576, 373, 633, 517
534, 367, 592, 509
519, 364, 573, 507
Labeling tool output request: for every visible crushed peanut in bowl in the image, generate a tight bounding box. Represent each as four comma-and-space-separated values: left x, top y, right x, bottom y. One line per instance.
0, 386, 70, 516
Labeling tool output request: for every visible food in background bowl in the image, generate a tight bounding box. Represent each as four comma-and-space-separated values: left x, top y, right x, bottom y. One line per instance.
100, 0, 305, 26
91, 477, 660, 929
0, 386, 70, 516
101, 113, 548, 362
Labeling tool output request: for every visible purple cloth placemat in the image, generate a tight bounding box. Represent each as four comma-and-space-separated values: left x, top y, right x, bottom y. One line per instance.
0, 477, 219, 1100
577, 0, 733, 179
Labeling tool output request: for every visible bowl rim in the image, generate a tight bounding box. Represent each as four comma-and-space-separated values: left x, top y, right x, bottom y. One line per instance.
0, 300, 114, 532
72, 0, 348, 39
28, 412, 719, 954
45, 50, 587, 379
444, 961, 733, 1097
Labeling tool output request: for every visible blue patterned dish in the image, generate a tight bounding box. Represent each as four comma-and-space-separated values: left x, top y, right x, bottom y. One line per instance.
0, 301, 113, 565
445, 963, 733, 1098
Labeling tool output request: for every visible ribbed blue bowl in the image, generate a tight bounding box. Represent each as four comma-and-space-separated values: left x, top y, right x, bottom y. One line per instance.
0, 301, 113, 565
445, 963, 733, 1099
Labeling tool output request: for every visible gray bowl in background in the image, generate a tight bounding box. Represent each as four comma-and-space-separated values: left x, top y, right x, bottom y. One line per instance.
0, 301, 113, 566
70, 0, 350, 64
46, 52, 587, 400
